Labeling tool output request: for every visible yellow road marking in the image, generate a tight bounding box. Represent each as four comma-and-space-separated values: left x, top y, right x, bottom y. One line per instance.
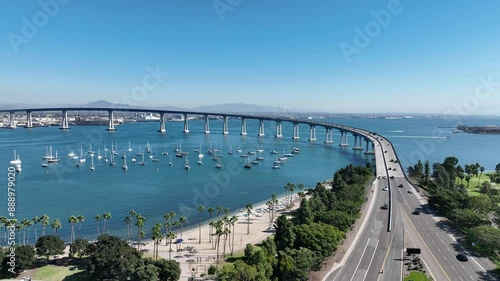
404, 212, 451, 281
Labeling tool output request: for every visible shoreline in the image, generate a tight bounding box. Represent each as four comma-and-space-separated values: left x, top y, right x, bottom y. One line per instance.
140, 180, 328, 280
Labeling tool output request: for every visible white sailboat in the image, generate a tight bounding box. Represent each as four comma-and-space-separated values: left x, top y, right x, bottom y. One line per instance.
184, 156, 190, 170
139, 151, 146, 166
97, 148, 102, 160
128, 141, 133, 152
113, 142, 119, 156
136, 145, 143, 156
88, 143, 95, 155
198, 143, 204, 159
104, 148, 108, 163
43, 146, 54, 160
79, 145, 86, 163
228, 144, 233, 155
145, 140, 152, 153
68, 150, 76, 157
89, 155, 95, 171
244, 157, 252, 169
47, 150, 60, 163
122, 154, 128, 171
109, 151, 116, 166
10, 150, 21, 165
168, 155, 173, 166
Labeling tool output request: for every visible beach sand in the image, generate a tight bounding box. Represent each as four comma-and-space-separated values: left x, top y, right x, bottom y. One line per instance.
141, 193, 303, 280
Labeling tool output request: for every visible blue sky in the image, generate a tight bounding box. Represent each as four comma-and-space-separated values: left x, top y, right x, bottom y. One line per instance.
1, 0, 500, 114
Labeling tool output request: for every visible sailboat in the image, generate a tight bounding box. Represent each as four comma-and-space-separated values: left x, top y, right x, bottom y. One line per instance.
184, 156, 190, 170
128, 141, 133, 152
136, 145, 143, 156
198, 143, 204, 159
244, 157, 252, 169
113, 142, 119, 156
97, 148, 102, 160
10, 150, 22, 165
109, 151, 116, 167
145, 140, 152, 153
89, 155, 95, 171
168, 155, 173, 166
122, 154, 128, 171
68, 150, 76, 157
176, 143, 183, 158
47, 147, 60, 163
139, 151, 146, 166
43, 146, 54, 160
41, 161, 49, 168
79, 145, 86, 163
228, 144, 233, 155
103, 149, 108, 163
88, 143, 95, 156
215, 156, 223, 169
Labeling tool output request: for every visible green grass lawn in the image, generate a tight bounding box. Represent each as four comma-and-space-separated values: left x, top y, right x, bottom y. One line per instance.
404, 271, 432, 281
456, 172, 498, 196
32, 265, 92, 281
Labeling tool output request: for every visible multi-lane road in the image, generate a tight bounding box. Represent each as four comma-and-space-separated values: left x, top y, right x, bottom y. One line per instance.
323, 133, 495, 281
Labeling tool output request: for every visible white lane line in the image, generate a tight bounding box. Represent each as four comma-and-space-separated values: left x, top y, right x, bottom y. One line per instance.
448, 233, 457, 242
362, 239, 379, 281
348, 239, 371, 281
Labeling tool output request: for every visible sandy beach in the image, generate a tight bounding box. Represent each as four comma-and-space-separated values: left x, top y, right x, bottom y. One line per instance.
141, 192, 304, 280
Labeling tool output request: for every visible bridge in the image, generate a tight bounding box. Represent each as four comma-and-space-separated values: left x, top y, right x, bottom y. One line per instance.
2, 107, 494, 281
0, 107, 375, 153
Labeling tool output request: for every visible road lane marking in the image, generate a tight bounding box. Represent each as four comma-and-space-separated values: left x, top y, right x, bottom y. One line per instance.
347, 239, 371, 281
362, 239, 379, 281
404, 212, 451, 281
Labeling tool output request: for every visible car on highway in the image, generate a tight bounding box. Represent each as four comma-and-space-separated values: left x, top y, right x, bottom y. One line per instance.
390, 176, 395, 179
382, 187, 388, 191
412, 210, 420, 215
398, 184, 403, 188
381, 204, 388, 210
456, 253, 468, 262
407, 189, 413, 194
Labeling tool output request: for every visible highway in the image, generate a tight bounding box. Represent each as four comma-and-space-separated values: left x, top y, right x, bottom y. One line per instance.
323, 133, 495, 281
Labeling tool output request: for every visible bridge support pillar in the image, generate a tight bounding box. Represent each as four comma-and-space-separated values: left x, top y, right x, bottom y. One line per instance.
240, 118, 247, 135
222, 116, 229, 134
183, 113, 189, 133
353, 135, 364, 150
60, 110, 70, 130
105, 110, 116, 131
364, 139, 375, 154
9, 112, 16, 129
324, 128, 333, 144
158, 113, 166, 133
292, 123, 300, 140
204, 115, 210, 134
308, 125, 316, 141
275, 121, 283, 138
339, 131, 349, 146
25, 111, 33, 128
258, 119, 265, 137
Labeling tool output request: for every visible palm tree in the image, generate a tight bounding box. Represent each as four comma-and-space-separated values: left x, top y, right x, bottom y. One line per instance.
32, 216, 40, 242
271, 194, 277, 222
179, 216, 186, 238
21, 219, 30, 245
163, 212, 175, 245
478, 166, 485, 187
222, 217, 230, 258
207, 207, 214, 244
167, 231, 176, 260
94, 215, 102, 237
77, 215, 85, 238
0, 216, 6, 246
135, 214, 146, 251
102, 213, 112, 234
51, 219, 62, 235
245, 203, 253, 235
68, 215, 77, 244
197, 206, 205, 244
41, 214, 49, 237
214, 220, 223, 269
16, 224, 22, 245
230, 215, 238, 255
124, 216, 132, 241
139, 231, 146, 251
151, 222, 162, 260
129, 209, 136, 233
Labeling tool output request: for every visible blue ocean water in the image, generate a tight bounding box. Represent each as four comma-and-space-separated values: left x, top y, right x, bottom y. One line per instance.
0, 116, 499, 242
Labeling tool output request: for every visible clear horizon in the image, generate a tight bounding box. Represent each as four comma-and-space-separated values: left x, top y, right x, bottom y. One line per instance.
2, 0, 500, 114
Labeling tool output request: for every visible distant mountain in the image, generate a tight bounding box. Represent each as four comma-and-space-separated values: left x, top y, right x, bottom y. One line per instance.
82, 100, 132, 108
193, 103, 295, 114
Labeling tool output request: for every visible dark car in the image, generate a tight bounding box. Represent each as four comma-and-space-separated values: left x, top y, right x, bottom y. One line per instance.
456, 253, 468, 262
398, 184, 403, 188
381, 204, 388, 210
412, 210, 420, 215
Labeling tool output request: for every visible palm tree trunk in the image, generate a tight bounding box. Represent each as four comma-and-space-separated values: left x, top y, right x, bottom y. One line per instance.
231, 224, 235, 255
34, 225, 38, 242
78, 223, 82, 238
223, 233, 228, 258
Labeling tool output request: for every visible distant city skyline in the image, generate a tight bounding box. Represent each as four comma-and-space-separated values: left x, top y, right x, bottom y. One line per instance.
2, 0, 500, 114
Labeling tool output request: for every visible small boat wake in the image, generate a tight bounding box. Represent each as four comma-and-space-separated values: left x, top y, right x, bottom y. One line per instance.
388, 130, 404, 133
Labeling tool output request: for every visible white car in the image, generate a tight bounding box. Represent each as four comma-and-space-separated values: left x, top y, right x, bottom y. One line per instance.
382, 187, 388, 191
